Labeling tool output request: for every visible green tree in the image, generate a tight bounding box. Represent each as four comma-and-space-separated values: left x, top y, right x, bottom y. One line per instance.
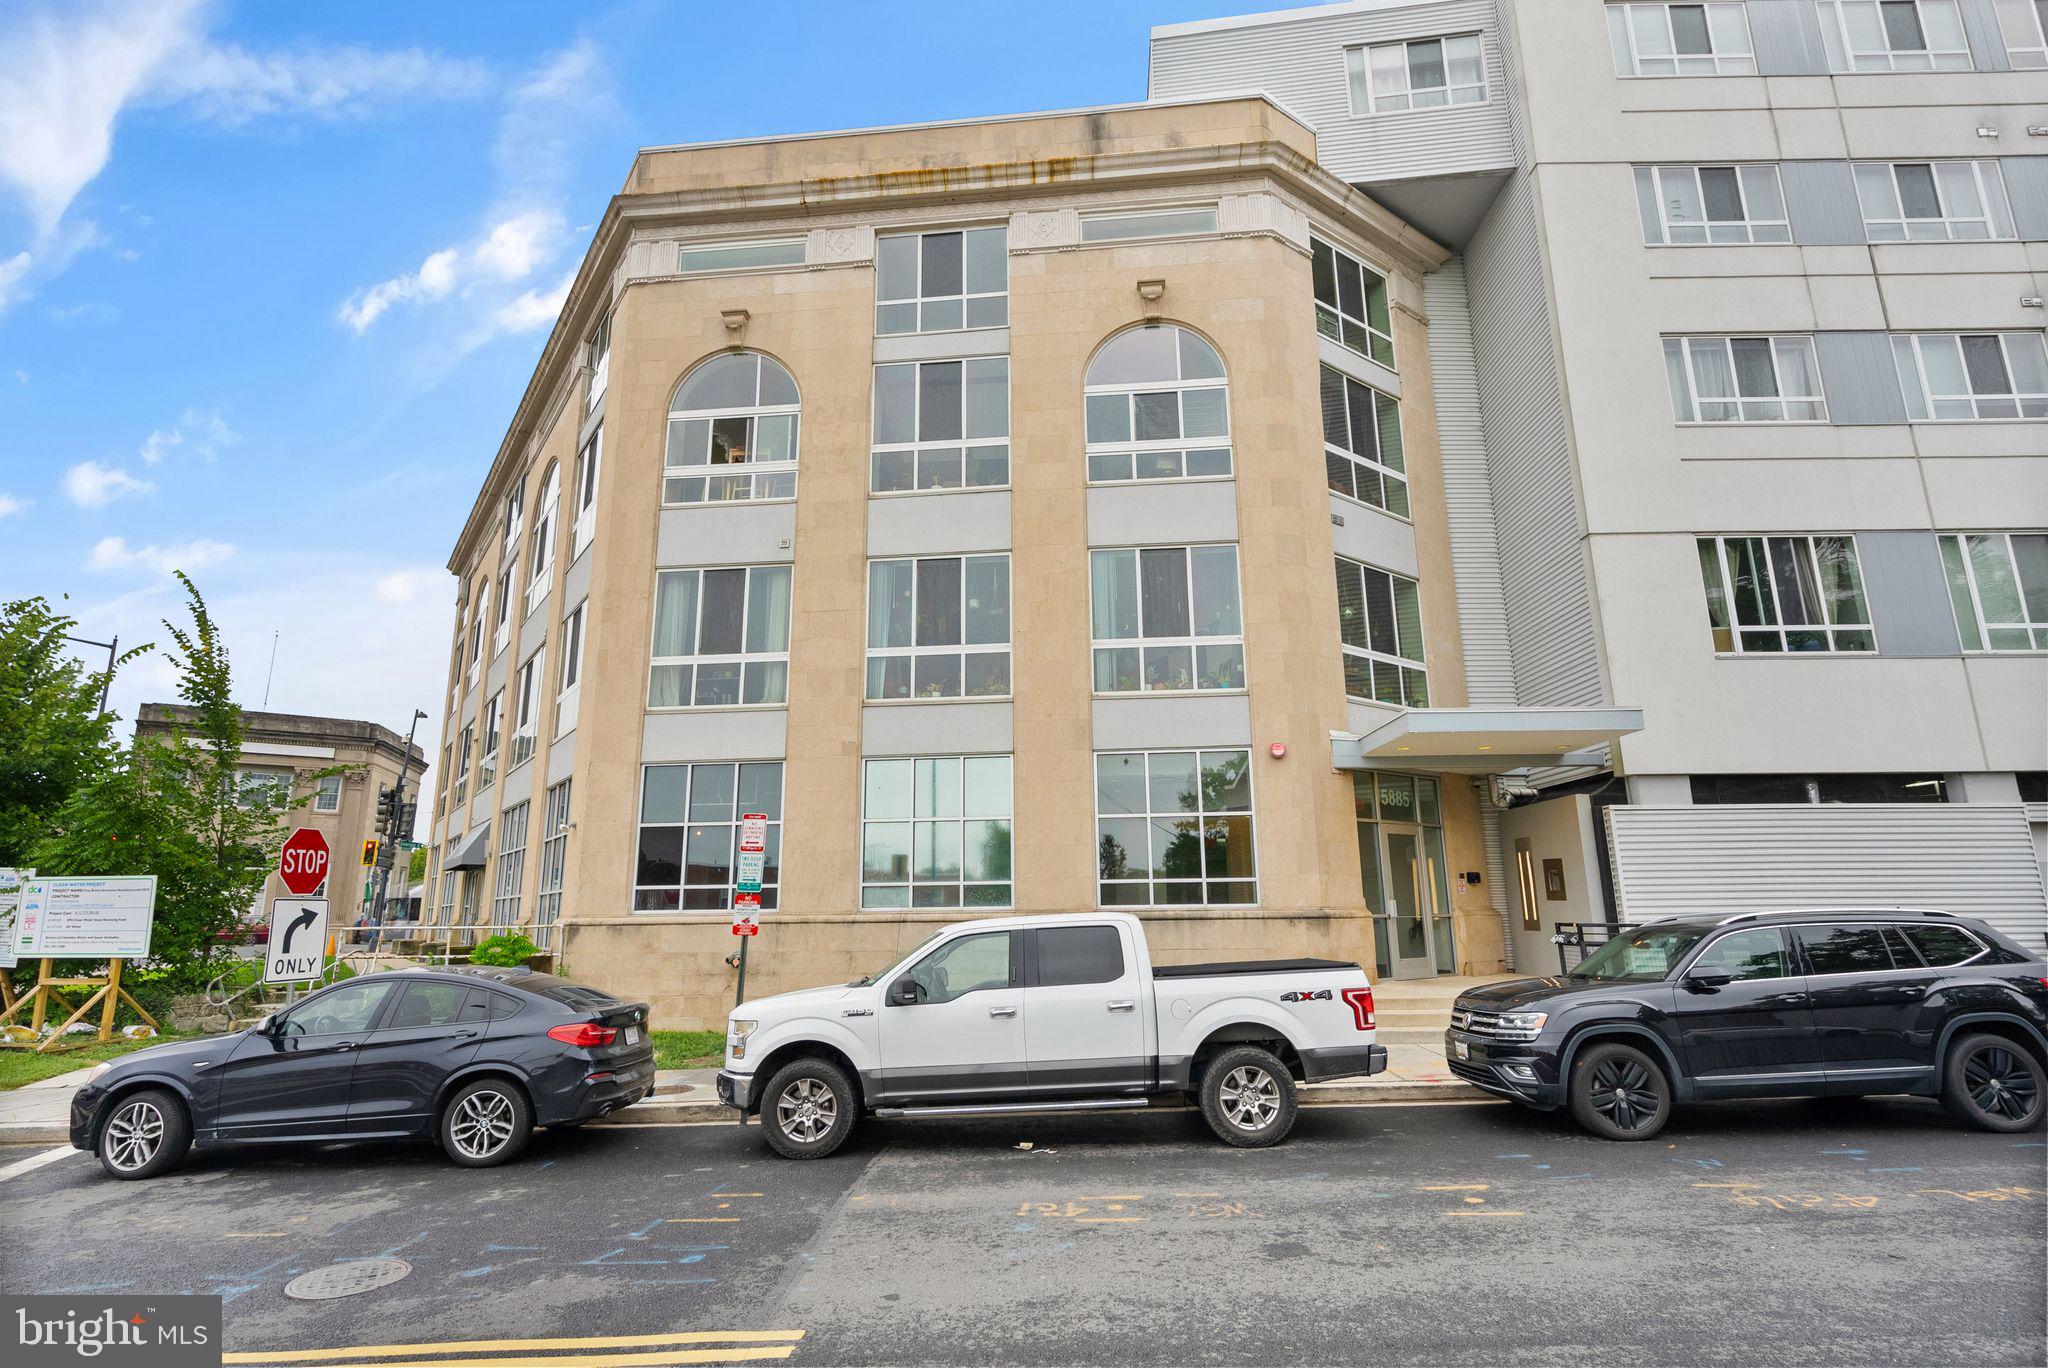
31, 575, 291, 988
408, 845, 428, 883
0, 597, 139, 866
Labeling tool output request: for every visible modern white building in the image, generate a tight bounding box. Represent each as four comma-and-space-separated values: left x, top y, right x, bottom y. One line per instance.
1151, 0, 2048, 966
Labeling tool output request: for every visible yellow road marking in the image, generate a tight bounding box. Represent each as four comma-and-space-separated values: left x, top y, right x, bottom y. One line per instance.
1171, 1192, 1221, 1198
666, 1217, 742, 1224
225, 1331, 803, 1364
1073, 1216, 1145, 1223
1445, 1210, 1524, 1217
1076, 1194, 1146, 1201
241, 1351, 796, 1368
1420, 1184, 1489, 1192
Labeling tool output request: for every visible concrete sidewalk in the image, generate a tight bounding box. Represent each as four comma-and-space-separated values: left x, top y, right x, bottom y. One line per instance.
0, 1042, 1485, 1147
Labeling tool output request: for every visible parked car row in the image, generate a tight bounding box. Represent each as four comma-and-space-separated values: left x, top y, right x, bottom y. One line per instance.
70, 907, 2047, 1179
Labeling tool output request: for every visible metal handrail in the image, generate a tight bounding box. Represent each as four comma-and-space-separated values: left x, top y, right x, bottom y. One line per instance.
1550, 920, 1638, 975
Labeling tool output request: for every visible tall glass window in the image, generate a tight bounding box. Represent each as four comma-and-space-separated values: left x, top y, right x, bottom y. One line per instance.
1854, 161, 2015, 241
861, 756, 1013, 910
1634, 165, 1790, 244
1084, 325, 1231, 484
1939, 532, 2048, 651
663, 352, 800, 504
876, 226, 1007, 334
1815, 0, 1972, 71
534, 780, 571, 949
1321, 365, 1407, 514
1312, 237, 1395, 366
1891, 333, 2048, 421
648, 565, 792, 708
1096, 750, 1256, 907
1335, 557, 1429, 706
1090, 545, 1244, 694
1607, 3, 1756, 75
871, 358, 1009, 492
866, 555, 1011, 700
1696, 535, 1874, 653
1355, 774, 1455, 977
634, 761, 783, 912
491, 801, 529, 929
1664, 336, 1826, 423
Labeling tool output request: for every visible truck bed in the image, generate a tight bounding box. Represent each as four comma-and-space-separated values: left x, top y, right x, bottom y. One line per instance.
1152, 957, 1360, 980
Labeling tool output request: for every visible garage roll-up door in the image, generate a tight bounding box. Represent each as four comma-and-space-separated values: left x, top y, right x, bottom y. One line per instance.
1606, 804, 2048, 950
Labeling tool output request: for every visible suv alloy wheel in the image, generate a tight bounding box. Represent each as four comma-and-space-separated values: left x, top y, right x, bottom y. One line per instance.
1568, 1041, 1672, 1141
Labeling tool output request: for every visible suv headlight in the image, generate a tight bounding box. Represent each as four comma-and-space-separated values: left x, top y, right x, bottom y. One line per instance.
83, 1063, 112, 1086
1495, 1011, 1548, 1040
728, 1019, 757, 1060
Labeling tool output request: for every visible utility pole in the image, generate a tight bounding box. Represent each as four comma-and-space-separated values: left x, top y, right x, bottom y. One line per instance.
63, 634, 119, 716
368, 708, 429, 931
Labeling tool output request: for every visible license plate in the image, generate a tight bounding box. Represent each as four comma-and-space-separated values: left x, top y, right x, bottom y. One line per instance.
1450, 1039, 1469, 1061
625, 1026, 641, 1044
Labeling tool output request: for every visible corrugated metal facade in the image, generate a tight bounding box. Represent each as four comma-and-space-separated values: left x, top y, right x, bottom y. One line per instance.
1747, 1, 1829, 76
1958, 0, 2016, 70
1607, 805, 2048, 949
1466, 171, 1607, 708
1148, 0, 1516, 185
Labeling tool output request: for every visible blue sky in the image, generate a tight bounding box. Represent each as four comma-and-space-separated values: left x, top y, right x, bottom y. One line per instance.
0, 0, 1299, 768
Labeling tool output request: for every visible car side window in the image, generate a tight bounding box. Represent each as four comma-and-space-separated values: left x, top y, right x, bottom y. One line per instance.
281, 981, 394, 1037
1796, 925, 1896, 976
1901, 924, 1982, 967
386, 982, 471, 1029
490, 992, 522, 1020
1035, 926, 1125, 987
459, 988, 493, 1023
1692, 928, 1790, 981
904, 931, 1012, 1005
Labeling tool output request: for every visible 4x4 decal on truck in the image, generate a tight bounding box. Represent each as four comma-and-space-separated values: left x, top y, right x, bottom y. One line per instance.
1279, 988, 1332, 1003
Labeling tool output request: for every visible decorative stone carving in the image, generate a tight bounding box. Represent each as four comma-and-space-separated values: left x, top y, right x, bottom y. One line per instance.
806, 224, 873, 265
1218, 192, 1309, 250
1011, 208, 1079, 250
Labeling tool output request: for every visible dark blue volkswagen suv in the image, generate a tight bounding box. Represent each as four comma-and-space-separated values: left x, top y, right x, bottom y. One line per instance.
70, 966, 654, 1178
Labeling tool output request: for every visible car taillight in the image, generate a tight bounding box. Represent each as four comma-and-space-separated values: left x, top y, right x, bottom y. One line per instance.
1341, 986, 1375, 1031
548, 1023, 618, 1047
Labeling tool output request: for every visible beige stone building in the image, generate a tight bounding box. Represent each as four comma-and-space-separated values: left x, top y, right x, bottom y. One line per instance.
423, 94, 1622, 1028
135, 704, 427, 922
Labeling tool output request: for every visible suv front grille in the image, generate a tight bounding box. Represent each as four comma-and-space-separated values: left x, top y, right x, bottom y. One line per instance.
1448, 1006, 1542, 1043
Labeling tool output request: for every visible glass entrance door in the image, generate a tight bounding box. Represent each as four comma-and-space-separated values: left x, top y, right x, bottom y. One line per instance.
1384, 829, 1436, 979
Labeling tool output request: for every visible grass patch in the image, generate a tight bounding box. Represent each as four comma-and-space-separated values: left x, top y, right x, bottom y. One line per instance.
0, 1034, 202, 1091
651, 1029, 725, 1070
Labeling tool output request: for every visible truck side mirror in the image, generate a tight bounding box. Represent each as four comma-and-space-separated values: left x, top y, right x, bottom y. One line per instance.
888, 976, 923, 1007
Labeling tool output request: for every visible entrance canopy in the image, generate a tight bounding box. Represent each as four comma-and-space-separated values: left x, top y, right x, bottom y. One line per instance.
1331, 707, 1644, 774
442, 824, 491, 872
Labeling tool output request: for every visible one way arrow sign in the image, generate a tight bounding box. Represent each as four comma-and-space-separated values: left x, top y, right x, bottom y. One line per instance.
264, 898, 330, 984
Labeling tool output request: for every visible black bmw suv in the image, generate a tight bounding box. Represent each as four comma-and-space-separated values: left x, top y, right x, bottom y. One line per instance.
1446, 909, 2048, 1140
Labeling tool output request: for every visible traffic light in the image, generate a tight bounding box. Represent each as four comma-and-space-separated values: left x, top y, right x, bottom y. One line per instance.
375, 786, 396, 828
361, 838, 381, 868
398, 800, 418, 837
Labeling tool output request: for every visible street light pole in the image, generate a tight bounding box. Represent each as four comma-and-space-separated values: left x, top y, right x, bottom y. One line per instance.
63, 634, 119, 717
369, 708, 429, 930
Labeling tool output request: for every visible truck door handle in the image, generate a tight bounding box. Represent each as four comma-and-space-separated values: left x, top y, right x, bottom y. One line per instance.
988, 1005, 1018, 1019
1106, 1001, 1137, 1013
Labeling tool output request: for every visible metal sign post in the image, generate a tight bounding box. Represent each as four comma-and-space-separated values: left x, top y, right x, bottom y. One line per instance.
732, 812, 767, 1008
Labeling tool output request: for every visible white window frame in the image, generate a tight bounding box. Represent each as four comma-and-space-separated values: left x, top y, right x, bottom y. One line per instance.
648, 565, 793, 710
1634, 164, 1791, 245
465, 578, 486, 690
479, 690, 502, 790
491, 800, 529, 929
454, 723, 473, 806
1094, 748, 1258, 908
1344, 33, 1487, 114
534, 779, 572, 948
1311, 236, 1396, 366
663, 354, 801, 506
859, 755, 1014, 911
525, 462, 559, 617
1606, 3, 1757, 76
1335, 556, 1430, 708
632, 761, 785, 914
1321, 365, 1410, 516
492, 558, 516, 658
870, 357, 1011, 495
865, 554, 1012, 702
1939, 532, 2048, 652
678, 237, 805, 274
559, 601, 585, 696
1815, 0, 1973, 71
1891, 332, 2048, 421
1078, 206, 1220, 243
1084, 325, 1232, 486
1664, 335, 1828, 424
585, 307, 611, 414
1089, 544, 1246, 696
1695, 535, 1877, 654
313, 772, 343, 813
572, 426, 600, 560
510, 645, 544, 770
875, 225, 1008, 335
1994, 0, 2048, 67
1853, 161, 2016, 242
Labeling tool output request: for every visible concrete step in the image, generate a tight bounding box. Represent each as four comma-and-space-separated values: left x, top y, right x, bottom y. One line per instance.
1375, 1027, 1455, 1044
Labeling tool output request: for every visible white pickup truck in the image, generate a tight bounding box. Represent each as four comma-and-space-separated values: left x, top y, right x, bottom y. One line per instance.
715, 911, 1385, 1157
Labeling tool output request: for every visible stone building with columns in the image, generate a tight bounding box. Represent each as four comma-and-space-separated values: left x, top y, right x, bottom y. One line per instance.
421, 94, 1565, 1026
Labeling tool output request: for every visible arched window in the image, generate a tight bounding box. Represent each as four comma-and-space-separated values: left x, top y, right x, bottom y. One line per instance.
1083, 325, 1230, 484
663, 353, 800, 505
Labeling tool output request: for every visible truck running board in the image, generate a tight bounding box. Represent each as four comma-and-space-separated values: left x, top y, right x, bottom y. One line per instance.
873, 1097, 1151, 1118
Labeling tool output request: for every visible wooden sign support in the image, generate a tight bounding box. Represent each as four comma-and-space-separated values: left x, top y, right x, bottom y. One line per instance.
0, 957, 158, 1054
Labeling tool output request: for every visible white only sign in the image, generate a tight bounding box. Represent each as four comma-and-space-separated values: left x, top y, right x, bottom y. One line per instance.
0, 868, 30, 970
265, 898, 331, 983
13, 876, 157, 959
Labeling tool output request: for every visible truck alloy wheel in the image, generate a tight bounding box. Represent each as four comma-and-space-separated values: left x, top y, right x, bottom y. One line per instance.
1198, 1045, 1298, 1148
760, 1056, 858, 1159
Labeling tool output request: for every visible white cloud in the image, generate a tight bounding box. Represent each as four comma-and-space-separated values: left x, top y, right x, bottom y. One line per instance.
137, 406, 238, 463
486, 267, 575, 339
338, 209, 565, 335
374, 567, 442, 606
0, 251, 31, 310
336, 245, 458, 333
148, 40, 489, 127
473, 210, 562, 281
0, 492, 28, 518
88, 534, 236, 575
63, 458, 153, 507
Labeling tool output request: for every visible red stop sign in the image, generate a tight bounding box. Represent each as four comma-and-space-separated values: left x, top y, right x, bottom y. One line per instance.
279, 827, 330, 896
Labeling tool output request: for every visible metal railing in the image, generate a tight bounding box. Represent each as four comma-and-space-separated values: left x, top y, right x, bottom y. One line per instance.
1550, 921, 1638, 974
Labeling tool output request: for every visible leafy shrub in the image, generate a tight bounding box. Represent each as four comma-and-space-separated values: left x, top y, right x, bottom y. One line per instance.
469, 932, 540, 968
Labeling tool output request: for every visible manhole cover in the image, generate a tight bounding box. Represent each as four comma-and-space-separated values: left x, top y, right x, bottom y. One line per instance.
284, 1259, 412, 1301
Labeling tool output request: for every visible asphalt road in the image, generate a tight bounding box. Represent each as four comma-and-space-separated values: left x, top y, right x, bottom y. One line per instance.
2, 1098, 2042, 1367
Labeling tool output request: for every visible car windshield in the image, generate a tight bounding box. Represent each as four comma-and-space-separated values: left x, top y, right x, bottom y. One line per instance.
853, 933, 943, 987
1568, 926, 1710, 982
